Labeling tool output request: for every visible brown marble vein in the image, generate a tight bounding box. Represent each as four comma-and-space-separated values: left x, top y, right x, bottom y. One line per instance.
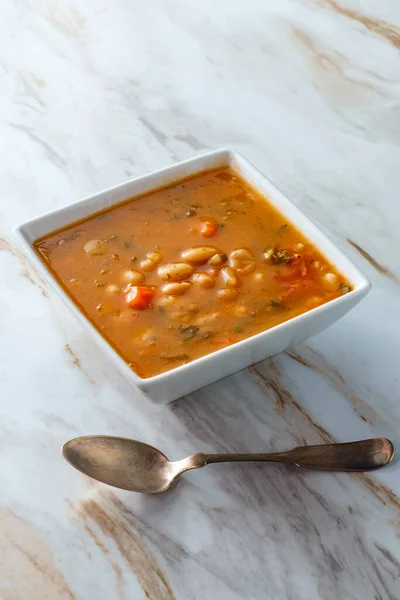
0, 236, 48, 297
316, 0, 400, 50
285, 347, 377, 425
290, 26, 382, 98
72, 491, 176, 600
348, 238, 400, 283
44, 5, 86, 41
249, 359, 400, 514
250, 360, 336, 443
64, 344, 95, 385
0, 508, 75, 599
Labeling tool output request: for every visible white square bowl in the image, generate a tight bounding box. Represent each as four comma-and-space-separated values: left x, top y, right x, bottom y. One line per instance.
14, 149, 370, 404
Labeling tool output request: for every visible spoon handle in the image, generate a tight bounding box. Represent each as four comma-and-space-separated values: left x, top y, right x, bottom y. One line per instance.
201, 438, 394, 471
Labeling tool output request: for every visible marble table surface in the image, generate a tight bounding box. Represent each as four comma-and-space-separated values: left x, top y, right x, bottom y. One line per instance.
1, 1, 400, 598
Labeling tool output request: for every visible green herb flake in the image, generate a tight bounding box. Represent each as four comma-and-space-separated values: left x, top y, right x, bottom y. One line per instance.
234, 326, 244, 333
270, 300, 286, 309
273, 250, 292, 265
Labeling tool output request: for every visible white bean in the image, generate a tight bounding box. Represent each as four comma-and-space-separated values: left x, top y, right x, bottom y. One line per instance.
229, 248, 255, 275
162, 282, 192, 296
192, 272, 215, 289
170, 311, 190, 324
121, 269, 144, 284
181, 246, 219, 265
209, 252, 228, 266
106, 284, 121, 294
217, 289, 238, 303
305, 296, 322, 309
158, 262, 194, 281
221, 266, 240, 288
253, 271, 265, 283
234, 304, 248, 316
138, 329, 157, 345
195, 311, 219, 325
157, 295, 176, 308
323, 272, 339, 289
140, 250, 163, 272
83, 239, 105, 256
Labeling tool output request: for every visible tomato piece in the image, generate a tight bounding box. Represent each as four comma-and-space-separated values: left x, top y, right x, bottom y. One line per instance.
199, 217, 218, 238
274, 256, 309, 282
125, 286, 155, 310
280, 281, 309, 303
280, 277, 321, 303
279, 283, 300, 302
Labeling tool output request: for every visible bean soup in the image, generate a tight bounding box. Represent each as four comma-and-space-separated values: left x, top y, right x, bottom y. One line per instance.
35, 168, 352, 378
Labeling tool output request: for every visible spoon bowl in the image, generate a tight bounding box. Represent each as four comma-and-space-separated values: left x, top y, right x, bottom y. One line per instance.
63, 436, 177, 493
62, 436, 394, 494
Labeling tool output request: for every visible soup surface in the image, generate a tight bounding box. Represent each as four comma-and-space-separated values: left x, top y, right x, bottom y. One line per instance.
35, 167, 351, 378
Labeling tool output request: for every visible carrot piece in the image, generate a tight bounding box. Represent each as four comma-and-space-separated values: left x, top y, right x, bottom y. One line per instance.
125, 286, 155, 310
198, 217, 218, 238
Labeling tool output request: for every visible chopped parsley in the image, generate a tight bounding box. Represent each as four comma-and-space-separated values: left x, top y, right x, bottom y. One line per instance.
270, 300, 286, 309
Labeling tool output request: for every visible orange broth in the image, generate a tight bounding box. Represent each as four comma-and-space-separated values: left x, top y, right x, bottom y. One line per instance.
35, 167, 351, 378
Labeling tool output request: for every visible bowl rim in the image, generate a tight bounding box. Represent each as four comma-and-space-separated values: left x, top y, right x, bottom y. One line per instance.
13, 147, 371, 385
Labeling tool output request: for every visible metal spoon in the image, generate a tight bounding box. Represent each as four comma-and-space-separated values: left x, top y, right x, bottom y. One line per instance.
62, 436, 394, 494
